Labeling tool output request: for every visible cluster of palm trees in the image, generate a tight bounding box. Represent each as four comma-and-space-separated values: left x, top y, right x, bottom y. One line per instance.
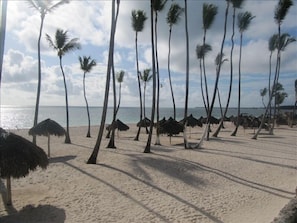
1, 1, 294, 164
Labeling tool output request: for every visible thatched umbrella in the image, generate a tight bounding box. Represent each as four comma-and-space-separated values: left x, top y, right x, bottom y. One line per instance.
29, 118, 66, 157
180, 114, 203, 127
0, 129, 48, 205
160, 117, 183, 144
136, 117, 151, 127
106, 119, 129, 135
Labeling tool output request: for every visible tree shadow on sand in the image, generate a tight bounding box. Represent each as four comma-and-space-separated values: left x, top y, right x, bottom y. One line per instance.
0, 204, 66, 223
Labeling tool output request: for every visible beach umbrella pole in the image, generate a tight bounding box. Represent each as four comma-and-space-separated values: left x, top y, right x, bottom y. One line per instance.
6, 177, 12, 205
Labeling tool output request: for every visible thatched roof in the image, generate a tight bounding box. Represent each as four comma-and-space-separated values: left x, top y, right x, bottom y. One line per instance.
29, 118, 66, 137
0, 131, 48, 179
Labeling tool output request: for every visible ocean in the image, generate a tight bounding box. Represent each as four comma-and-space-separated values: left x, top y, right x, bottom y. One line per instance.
0, 105, 266, 130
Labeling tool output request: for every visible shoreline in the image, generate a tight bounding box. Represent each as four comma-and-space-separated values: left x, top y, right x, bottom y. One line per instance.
1, 124, 296, 223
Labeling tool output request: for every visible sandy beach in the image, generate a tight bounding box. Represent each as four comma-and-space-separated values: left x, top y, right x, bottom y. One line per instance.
0, 123, 296, 223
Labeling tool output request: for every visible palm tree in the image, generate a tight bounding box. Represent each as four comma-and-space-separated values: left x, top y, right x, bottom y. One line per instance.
144, 0, 156, 153
253, 0, 293, 139
27, 0, 69, 144
46, 29, 80, 143
140, 69, 153, 123
78, 56, 96, 138
87, 0, 120, 163
166, 3, 184, 120
213, 0, 245, 137
152, 0, 167, 145
231, 11, 255, 136
196, 43, 212, 113
183, 0, 190, 149
201, 3, 218, 115
131, 10, 147, 141
192, 0, 230, 149
267, 34, 278, 130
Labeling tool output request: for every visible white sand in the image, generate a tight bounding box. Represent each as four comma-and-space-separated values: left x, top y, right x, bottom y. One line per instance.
0, 123, 296, 223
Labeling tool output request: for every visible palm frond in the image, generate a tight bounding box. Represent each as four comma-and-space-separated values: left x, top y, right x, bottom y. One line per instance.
237, 11, 255, 33
274, 0, 293, 24
268, 34, 278, 52
131, 10, 147, 32
62, 38, 81, 54
202, 3, 218, 30
196, 43, 212, 59
45, 33, 57, 51
231, 0, 245, 9
48, 0, 69, 13
166, 3, 184, 26
153, 0, 168, 12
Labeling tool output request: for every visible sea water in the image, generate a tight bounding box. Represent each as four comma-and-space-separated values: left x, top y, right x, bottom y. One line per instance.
0, 105, 266, 130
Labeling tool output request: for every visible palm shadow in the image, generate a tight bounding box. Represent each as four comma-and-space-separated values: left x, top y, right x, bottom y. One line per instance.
50, 155, 76, 163
0, 204, 66, 223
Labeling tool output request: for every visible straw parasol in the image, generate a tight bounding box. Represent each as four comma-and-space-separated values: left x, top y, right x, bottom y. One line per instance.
106, 119, 129, 132
0, 129, 48, 205
29, 118, 66, 157
160, 117, 183, 144
180, 114, 203, 127
136, 117, 151, 127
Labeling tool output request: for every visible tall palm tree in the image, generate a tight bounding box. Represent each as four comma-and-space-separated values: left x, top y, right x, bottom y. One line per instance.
27, 0, 69, 144
196, 43, 212, 113
201, 3, 218, 115
166, 3, 184, 120
140, 69, 153, 123
152, 0, 167, 145
183, 0, 190, 149
78, 56, 96, 138
267, 34, 278, 130
253, 0, 293, 139
213, 0, 245, 137
231, 11, 255, 136
131, 10, 147, 141
46, 29, 80, 143
144, 0, 156, 153
192, 0, 230, 149
106, 0, 121, 149
87, 0, 120, 163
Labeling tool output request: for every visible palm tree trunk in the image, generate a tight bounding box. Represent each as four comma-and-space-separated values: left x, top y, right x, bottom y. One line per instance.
83, 72, 91, 137
183, 0, 189, 149
60, 57, 71, 144
144, 0, 156, 153
231, 33, 243, 136
199, 59, 207, 115
168, 27, 176, 120
33, 14, 45, 145
213, 6, 235, 138
154, 11, 161, 146
134, 31, 143, 141
87, 0, 118, 164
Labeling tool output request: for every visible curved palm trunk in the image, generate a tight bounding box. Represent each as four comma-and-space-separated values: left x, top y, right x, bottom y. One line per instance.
33, 13, 45, 144
134, 31, 144, 141
60, 57, 71, 144
183, 0, 189, 149
144, 0, 156, 153
154, 11, 161, 146
168, 26, 176, 119
87, 0, 118, 164
193, 1, 229, 149
268, 51, 273, 132
83, 72, 91, 137
231, 32, 243, 136
213, 6, 235, 138
107, 0, 120, 149
202, 30, 210, 115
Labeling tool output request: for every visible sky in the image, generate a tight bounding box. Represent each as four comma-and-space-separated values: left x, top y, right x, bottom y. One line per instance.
1, 0, 297, 108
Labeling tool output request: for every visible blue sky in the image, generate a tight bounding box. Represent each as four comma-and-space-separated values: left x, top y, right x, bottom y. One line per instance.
1, 0, 297, 108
